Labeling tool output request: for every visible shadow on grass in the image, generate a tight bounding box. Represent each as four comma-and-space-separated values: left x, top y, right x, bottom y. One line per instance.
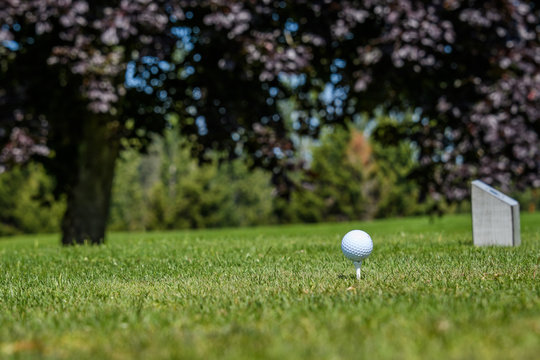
337, 274, 357, 280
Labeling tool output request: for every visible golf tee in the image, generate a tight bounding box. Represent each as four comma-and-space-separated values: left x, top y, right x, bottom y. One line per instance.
353, 261, 362, 279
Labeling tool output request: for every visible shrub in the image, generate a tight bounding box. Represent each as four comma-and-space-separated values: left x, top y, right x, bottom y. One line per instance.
0, 163, 65, 235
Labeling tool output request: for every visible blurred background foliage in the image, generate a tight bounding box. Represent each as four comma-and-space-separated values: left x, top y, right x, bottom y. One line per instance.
4, 114, 535, 236
0, 163, 65, 235
1, 1, 538, 242
109, 120, 275, 231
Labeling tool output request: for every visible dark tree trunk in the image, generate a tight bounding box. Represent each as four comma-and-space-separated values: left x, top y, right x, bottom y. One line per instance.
61, 118, 120, 245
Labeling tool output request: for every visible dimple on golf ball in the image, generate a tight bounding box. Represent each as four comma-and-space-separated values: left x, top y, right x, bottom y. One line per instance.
341, 230, 373, 262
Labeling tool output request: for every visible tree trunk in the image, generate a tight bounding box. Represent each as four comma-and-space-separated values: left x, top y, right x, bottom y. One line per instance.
61, 118, 120, 245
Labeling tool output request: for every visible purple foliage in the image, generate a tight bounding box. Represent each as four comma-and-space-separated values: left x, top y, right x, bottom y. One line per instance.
1, 0, 539, 200
1, 0, 183, 114
301, 0, 539, 198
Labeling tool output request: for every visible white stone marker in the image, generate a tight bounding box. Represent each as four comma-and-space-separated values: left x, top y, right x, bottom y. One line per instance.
471, 180, 520, 247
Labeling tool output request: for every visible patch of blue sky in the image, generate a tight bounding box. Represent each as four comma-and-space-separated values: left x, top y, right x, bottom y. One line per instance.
125, 62, 146, 88
285, 19, 299, 33
180, 66, 195, 79
125, 55, 175, 92
278, 73, 306, 88
333, 58, 346, 68
269, 87, 279, 97
158, 90, 168, 101
195, 115, 208, 136
320, 85, 332, 103
2, 40, 19, 51
192, 87, 202, 100
330, 73, 342, 84
411, 107, 423, 122
158, 60, 171, 71
273, 147, 285, 159
172, 26, 194, 51
172, 26, 190, 38
320, 83, 347, 104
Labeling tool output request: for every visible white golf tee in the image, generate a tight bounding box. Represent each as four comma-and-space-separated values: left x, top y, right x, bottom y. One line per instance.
353, 261, 362, 279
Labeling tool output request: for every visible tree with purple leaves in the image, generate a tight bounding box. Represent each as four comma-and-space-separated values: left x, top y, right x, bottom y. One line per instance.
272, 0, 539, 201
1, 1, 185, 245
1, 1, 297, 244
1, 1, 538, 244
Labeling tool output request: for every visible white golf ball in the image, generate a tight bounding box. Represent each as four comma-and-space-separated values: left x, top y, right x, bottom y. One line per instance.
341, 230, 373, 262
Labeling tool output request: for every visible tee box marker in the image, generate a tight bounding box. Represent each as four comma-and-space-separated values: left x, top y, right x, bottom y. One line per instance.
471, 180, 520, 247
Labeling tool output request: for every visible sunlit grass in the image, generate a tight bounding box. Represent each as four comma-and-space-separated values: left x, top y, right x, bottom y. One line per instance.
1, 213, 539, 359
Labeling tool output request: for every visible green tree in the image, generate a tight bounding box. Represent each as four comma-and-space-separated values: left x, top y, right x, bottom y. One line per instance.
371, 140, 423, 218
218, 160, 275, 227
0, 163, 65, 235
110, 126, 275, 230
286, 120, 438, 222
285, 125, 377, 223
108, 149, 155, 232
311, 126, 371, 221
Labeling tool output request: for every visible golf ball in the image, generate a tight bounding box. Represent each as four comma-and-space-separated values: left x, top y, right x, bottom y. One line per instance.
341, 230, 373, 261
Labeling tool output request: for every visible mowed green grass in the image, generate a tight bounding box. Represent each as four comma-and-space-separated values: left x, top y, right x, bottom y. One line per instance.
1, 214, 539, 359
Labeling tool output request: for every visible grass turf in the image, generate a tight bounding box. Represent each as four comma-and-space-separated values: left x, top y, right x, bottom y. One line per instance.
1, 213, 539, 359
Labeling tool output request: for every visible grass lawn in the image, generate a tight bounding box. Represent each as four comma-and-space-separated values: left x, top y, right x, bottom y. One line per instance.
1, 213, 539, 359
